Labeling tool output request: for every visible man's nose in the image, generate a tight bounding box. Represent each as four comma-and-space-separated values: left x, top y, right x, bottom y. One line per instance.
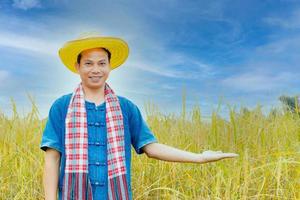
91, 65, 101, 73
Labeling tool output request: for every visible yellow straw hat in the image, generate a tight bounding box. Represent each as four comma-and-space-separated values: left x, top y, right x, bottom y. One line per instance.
58, 32, 129, 73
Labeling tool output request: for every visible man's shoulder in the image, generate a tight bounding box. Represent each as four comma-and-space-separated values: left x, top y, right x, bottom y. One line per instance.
53, 93, 72, 105
50, 93, 72, 112
117, 95, 136, 108
116, 95, 142, 118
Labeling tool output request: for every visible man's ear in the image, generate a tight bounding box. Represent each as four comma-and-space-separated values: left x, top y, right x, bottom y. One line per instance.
108, 62, 112, 71
74, 62, 79, 72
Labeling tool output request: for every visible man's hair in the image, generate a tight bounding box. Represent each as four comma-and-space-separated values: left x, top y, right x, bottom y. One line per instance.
77, 48, 111, 64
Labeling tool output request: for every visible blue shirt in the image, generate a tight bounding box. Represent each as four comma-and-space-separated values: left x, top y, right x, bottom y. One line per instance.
40, 93, 158, 200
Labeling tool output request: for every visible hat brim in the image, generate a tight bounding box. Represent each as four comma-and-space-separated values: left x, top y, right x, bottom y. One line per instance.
59, 37, 129, 74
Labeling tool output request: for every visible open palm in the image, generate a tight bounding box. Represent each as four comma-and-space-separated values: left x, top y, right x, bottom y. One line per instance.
201, 150, 239, 163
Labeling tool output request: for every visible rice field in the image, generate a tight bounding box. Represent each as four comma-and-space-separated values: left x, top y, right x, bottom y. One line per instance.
0, 97, 299, 199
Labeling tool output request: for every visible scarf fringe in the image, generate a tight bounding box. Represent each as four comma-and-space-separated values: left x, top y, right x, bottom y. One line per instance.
62, 172, 93, 200
108, 174, 130, 200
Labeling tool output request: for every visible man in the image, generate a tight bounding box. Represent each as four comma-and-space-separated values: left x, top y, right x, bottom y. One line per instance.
40, 34, 238, 200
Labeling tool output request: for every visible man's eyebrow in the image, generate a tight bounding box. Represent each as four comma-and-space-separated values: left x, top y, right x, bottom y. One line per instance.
82, 59, 93, 62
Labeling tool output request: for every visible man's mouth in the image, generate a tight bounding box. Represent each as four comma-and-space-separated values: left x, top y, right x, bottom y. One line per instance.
89, 76, 102, 82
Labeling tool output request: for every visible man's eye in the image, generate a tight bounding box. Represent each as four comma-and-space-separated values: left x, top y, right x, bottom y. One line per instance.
97, 62, 106, 66
85, 63, 92, 65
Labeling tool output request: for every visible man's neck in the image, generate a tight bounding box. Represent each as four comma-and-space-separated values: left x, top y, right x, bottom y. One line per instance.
82, 84, 105, 106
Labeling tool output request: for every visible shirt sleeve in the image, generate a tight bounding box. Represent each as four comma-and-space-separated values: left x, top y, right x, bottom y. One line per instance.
128, 100, 158, 154
40, 98, 64, 154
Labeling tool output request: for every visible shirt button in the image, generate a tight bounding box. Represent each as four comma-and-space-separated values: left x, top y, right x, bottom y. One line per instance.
95, 162, 106, 166
94, 182, 105, 186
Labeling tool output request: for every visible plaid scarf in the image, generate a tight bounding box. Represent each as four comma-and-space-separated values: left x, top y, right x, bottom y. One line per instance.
62, 82, 130, 200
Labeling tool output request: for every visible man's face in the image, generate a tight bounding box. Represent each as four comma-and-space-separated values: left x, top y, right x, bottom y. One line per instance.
75, 48, 111, 90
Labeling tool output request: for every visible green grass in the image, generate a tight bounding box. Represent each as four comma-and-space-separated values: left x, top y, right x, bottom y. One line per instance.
0, 97, 299, 199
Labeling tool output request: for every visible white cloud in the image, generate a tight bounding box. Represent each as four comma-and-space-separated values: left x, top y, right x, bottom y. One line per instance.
221, 71, 297, 92
128, 51, 215, 79
129, 61, 203, 79
12, 0, 41, 10
129, 61, 186, 79
264, 8, 300, 29
0, 70, 9, 83
0, 31, 59, 56
255, 35, 300, 56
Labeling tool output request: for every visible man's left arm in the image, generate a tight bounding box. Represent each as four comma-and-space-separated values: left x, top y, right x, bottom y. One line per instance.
142, 142, 238, 164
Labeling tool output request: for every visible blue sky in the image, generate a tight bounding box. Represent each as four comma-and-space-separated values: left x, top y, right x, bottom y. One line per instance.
0, 0, 300, 119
